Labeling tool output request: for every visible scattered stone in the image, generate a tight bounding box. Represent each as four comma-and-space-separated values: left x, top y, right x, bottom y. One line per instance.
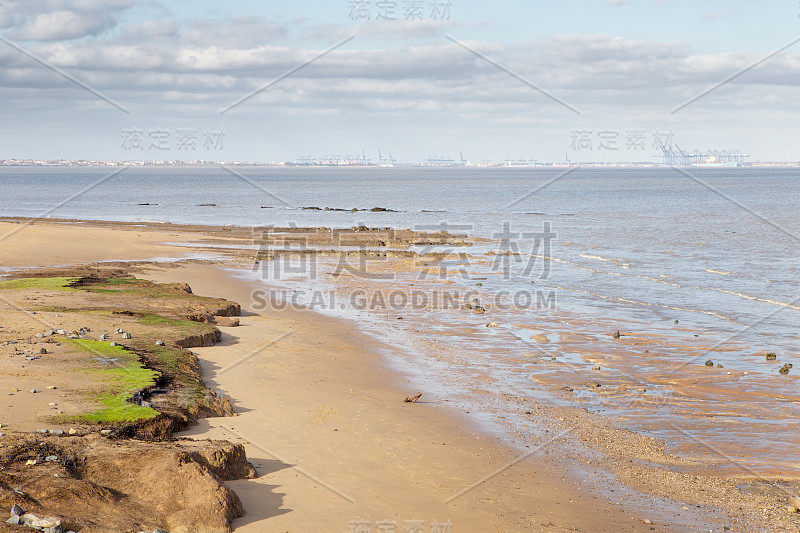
56, 329, 66, 335
46, 385, 57, 390
586, 381, 601, 389
476, 282, 483, 286
48, 402, 57, 406
155, 340, 165, 346
35, 333, 43, 338
766, 353, 777, 361
612, 330, 621, 339
11, 504, 23, 516
486, 322, 498, 328
36, 429, 48, 434
68, 428, 78, 435
674, 320, 679, 324
123, 332, 132, 339
643, 519, 653, 525
561, 386, 574, 392
45, 330, 54, 337
109, 342, 118, 347
25, 459, 36, 465
100, 429, 113, 436
6, 515, 20, 525
19, 513, 61, 530
788, 495, 800, 513
99, 334, 108, 341
39, 348, 47, 354
116, 328, 124, 334
592, 365, 601, 371
49, 429, 63, 435
704, 360, 714, 367
45, 455, 58, 462
779, 363, 793, 375
29, 389, 37, 394
716, 364, 724, 368
473, 306, 486, 314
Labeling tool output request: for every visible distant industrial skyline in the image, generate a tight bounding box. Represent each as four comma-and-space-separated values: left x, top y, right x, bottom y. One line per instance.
1, 0, 799, 162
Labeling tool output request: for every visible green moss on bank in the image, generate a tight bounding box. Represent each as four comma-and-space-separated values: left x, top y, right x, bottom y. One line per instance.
0, 277, 80, 291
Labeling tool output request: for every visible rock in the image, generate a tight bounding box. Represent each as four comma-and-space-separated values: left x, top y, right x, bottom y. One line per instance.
612, 330, 621, 339
476, 282, 483, 286
20, 513, 61, 529
100, 429, 113, 436
779, 363, 793, 375
109, 342, 118, 347
586, 381, 601, 388
716, 364, 724, 368
25, 459, 36, 465
155, 340, 165, 346
6, 515, 20, 525
643, 519, 653, 525
11, 503, 23, 516
592, 365, 601, 371
116, 328, 123, 334
704, 360, 714, 367
30, 389, 37, 394
68, 428, 78, 435
486, 322, 498, 328
561, 386, 574, 392
39, 348, 47, 354
787, 495, 800, 513
674, 320, 679, 324
45, 455, 59, 462
46, 385, 57, 389
123, 332, 132, 339
56, 329, 66, 335
45, 330, 54, 336
36, 428, 48, 433
473, 306, 486, 314
99, 334, 108, 341
35, 333, 43, 338
766, 353, 777, 360
49, 429, 64, 435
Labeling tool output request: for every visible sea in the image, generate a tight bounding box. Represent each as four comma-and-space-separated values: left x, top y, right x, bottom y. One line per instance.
1, 165, 798, 478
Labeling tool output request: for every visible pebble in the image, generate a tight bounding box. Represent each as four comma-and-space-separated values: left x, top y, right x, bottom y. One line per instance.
592, 365, 601, 371
36, 429, 48, 434
45, 455, 58, 462
109, 342, 118, 347
49, 429, 63, 435
100, 429, 113, 436
56, 329, 66, 335
68, 428, 78, 435
612, 330, 621, 339
99, 334, 108, 341
46, 385, 57, 389
48, 402, 57, 406
35, 333, 43, 338
123, 332, 132, 339
39, 348, 47, 354
586, 381, 601, 388
704, 360, 714, 367
155, 340, 165, 346
766, 353, 777, 360
486, 322, 498, 328
29, 389, 37, 394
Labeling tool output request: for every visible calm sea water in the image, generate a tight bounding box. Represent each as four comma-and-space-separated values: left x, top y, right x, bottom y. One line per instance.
2, 166, 799, 472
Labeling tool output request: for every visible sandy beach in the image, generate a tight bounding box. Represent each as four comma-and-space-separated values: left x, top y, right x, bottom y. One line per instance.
0, 218, 798, 532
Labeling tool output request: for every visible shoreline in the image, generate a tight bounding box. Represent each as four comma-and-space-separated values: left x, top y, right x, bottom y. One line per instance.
0, 218, 796, 531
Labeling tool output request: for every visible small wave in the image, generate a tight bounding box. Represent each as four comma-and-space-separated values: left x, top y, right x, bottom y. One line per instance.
579, 253, 631, 269
138, 219, 167, 224
703, 287, 800, 311
704, 268, 734, 276
637, 275, 682, 287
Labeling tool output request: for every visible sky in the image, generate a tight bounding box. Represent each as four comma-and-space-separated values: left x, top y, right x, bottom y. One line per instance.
0, 0, 798, 163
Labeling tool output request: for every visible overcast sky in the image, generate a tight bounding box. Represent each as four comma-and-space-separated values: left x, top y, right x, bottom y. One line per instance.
1, 0, 798, 163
